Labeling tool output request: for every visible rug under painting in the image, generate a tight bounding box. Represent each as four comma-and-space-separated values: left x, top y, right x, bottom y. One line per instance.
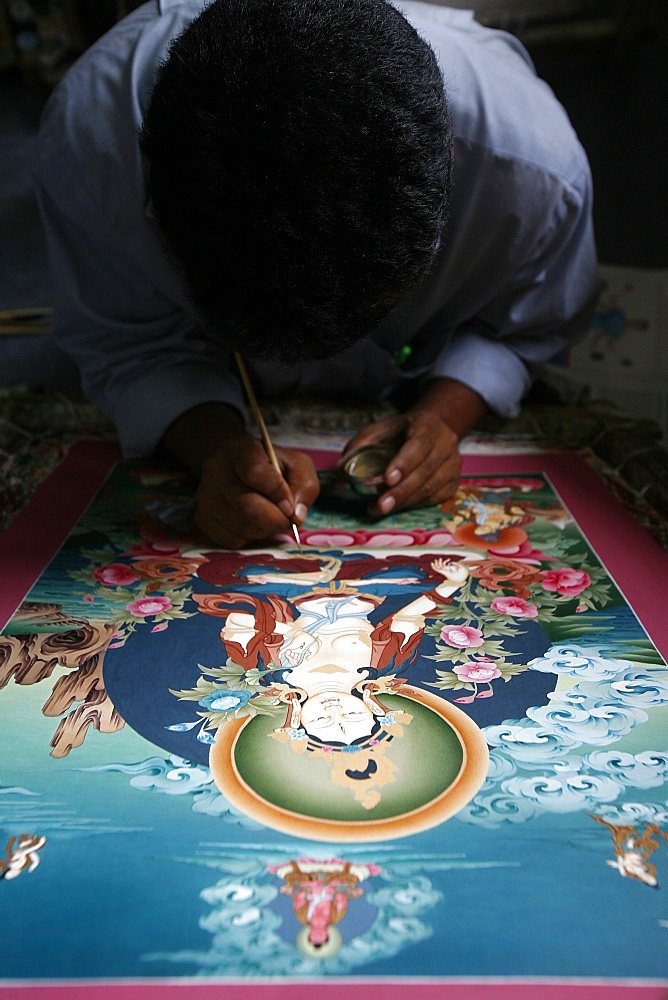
1, 452, 667, 990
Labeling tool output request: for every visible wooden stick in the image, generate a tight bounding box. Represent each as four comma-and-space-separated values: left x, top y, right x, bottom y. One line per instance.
0, 307, 54, 336
0, 307, 54, 321
0, 324, 52, 335
234, 352, 282, 474
234, 351, 302, 549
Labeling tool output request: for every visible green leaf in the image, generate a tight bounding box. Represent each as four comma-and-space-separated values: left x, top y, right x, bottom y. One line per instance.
80, 545, 117, 563
154, 608, 195, 621
426, 670, 473, 693
169, 677, 221, 701
95, 585, 137, 602
497, 661, 529, 680
197, 661, 246, 683
68, 569, 96, 584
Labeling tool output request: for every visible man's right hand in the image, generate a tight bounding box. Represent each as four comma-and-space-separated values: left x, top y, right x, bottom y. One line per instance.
163, 402, 319, 548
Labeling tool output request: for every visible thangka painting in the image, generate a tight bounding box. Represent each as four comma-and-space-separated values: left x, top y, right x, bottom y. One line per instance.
0, 443, 667, 998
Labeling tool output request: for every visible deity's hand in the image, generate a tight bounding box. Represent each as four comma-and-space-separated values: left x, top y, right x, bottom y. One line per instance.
431, 557, 469, 585
281, 637, 312, 666
163, 403, 319, 548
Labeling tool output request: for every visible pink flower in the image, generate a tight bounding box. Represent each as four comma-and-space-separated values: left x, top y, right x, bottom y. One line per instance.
93, 563, 141, 587
541, 567, 592, 597
440, 625, 484, 648
453, 658, 501, 682
151, 622, 169, 633
83, 594, 94, 603
491, 596, 539, 618
125, 595, 172, 618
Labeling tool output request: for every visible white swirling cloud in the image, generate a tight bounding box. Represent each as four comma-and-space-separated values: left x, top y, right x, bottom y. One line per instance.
456, 787, 538, 826
501, 772, 622, 812
456, 646, 667, 829
527, 694, 648, 746
591, 799, 668, 826
583, 750, 668, 789
528, 645, 634, 681
485, 720, 579, 763
82, 756, 260, 828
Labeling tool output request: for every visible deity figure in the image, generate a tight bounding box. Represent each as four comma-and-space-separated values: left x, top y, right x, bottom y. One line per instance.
193, 554, 471, 746
268, 857, 381, 957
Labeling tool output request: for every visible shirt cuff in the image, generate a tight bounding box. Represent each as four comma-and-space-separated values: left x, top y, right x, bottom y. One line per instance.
112, 362, 247, 458
430, 331, 532, 418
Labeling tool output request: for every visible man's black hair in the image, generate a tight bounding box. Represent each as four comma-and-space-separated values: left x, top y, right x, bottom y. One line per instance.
140, 0, 453, 362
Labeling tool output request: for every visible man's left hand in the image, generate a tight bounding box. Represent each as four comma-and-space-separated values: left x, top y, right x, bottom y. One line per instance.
338, 377, 487, 517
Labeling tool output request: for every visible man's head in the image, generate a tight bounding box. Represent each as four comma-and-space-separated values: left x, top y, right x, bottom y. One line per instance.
141, 0, 452, 362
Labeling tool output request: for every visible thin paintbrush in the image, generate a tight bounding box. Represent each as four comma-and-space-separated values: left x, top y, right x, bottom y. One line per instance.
0, 306, 54, 335
234, 351, 302, 550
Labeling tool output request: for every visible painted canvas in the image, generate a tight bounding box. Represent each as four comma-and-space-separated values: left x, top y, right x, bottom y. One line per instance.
1, 443, 667, 998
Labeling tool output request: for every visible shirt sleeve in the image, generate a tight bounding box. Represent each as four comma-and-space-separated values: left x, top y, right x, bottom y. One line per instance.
34, 184, 247, 458
429, 162, 600, 418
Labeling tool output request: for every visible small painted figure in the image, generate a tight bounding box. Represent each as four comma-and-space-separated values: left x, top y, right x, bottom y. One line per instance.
589, 813, 668, 888
268, 857, 381, 957
0, 834, 47, 880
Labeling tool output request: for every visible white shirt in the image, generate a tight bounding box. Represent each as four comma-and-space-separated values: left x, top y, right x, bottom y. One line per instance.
33, 0, 599, 457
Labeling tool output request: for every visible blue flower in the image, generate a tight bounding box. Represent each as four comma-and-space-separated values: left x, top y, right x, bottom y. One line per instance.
288, 728, 307, 741
198, 689, 251, 712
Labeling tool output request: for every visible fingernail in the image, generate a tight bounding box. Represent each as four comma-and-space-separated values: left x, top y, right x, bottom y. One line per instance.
386, 467, 402, 486
279, 500, 294, 518
294, 502, 308, 523
378, 494, 396, 514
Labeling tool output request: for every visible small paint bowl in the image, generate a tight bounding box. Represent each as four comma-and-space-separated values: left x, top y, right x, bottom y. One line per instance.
342, 444, 396, 496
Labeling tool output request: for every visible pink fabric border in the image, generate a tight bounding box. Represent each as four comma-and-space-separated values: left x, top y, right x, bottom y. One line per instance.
1, 981, 667, 999
0, 441, 121, 628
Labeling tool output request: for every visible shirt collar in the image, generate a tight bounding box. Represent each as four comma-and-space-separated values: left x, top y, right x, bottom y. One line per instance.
159, 0, 190, 11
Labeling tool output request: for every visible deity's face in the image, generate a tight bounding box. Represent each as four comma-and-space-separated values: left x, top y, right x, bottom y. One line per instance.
300, 691, 376, 745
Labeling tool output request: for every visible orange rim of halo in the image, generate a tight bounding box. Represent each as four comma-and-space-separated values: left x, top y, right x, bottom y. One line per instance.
210, 687, 489, 843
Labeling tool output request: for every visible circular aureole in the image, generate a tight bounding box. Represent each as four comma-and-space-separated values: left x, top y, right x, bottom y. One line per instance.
296, 925, 343, 959
210, 688, 488, 842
